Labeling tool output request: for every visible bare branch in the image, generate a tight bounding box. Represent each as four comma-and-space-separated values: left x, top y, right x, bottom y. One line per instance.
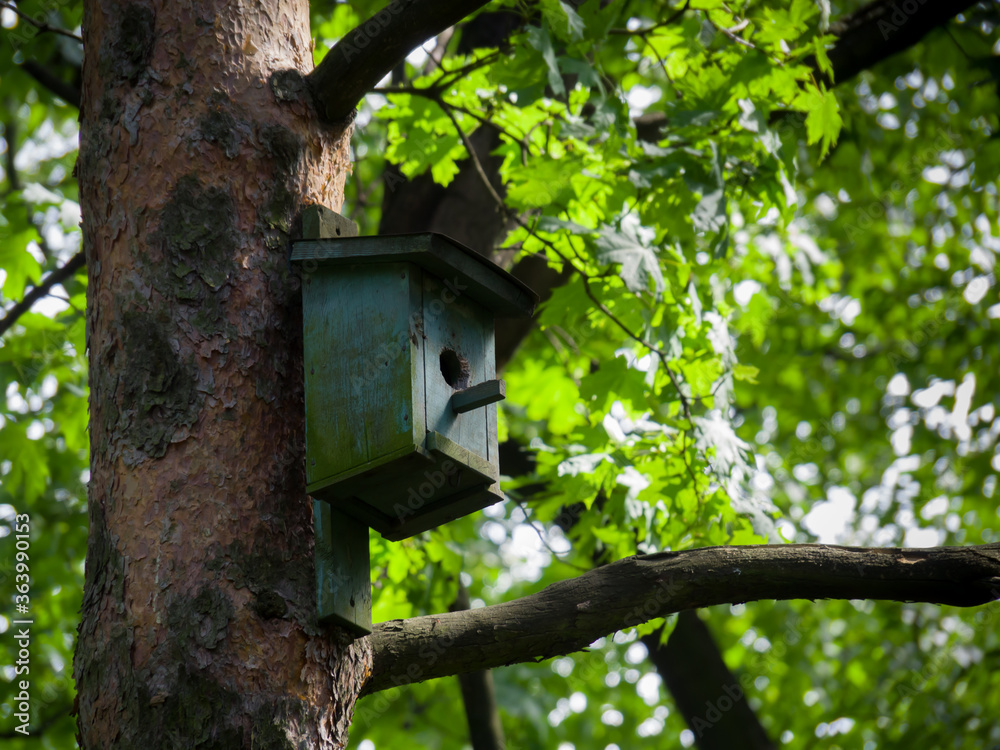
0, 1, 82, 42
364, 543, 1000, 694
306, 0, 492, 124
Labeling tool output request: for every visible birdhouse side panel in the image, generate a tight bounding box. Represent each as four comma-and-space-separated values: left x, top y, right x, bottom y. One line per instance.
421, 275, 491, 463
302, 264, 423, 490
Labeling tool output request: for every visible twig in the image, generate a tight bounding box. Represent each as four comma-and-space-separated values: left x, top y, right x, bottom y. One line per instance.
3, 118, 20, 193
716, 21, 756, 49
0, 251, 85, 337
375, 85, 532, 151
436, 49, 503, 88
438, 101, 508, 214
306, 0, 494, 123
511, 499, 588, 569
0, 1, 82, 42
608, 2, 691, 36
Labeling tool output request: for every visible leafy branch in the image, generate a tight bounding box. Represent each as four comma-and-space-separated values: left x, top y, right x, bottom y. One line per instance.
306, 0, 977, 128
306, 0, 494, 124
432, 89, 706, 425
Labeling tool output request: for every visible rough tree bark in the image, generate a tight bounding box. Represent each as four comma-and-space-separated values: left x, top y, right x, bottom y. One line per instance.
74, 1, 368, 747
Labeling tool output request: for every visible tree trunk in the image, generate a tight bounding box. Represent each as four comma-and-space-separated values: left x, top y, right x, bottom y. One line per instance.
73, 1, 368, 747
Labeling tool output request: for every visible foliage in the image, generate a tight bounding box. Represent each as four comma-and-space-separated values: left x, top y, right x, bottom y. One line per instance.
0, 1, 85, 746
1, 0, 999, 748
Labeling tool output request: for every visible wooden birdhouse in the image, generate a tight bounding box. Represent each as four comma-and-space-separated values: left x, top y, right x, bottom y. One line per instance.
292, 205, 537, 540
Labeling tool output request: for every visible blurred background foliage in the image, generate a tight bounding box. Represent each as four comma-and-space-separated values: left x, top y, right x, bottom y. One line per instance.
2, 0, 999, 748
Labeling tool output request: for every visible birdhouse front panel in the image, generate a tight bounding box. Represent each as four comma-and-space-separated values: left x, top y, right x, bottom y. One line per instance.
300, 262, 425, 489
292, 231, 537, 540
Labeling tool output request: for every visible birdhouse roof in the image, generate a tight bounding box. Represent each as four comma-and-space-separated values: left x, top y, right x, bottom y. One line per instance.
291, 233, 538, 318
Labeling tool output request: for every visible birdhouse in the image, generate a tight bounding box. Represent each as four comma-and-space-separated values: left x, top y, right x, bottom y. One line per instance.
292, 207, 537, 543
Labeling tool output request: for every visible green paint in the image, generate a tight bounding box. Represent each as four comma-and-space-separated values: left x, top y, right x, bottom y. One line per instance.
291, 234, 535, 540
314, 501, 371, 635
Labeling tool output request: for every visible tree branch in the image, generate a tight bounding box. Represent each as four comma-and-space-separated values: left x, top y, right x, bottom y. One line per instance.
825, 0, 978, 85
306, 0, 492, 124
0, 1, 82, 42
0, 251, 84, 337
20, 61, 82, 108
363, 543, 1000, 694
319, 0, 974, 131
645, 611, 775, 750
450, 584, 506, 750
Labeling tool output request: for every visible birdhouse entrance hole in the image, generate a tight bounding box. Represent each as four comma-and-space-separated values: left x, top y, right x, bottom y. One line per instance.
439, 348, 470, 389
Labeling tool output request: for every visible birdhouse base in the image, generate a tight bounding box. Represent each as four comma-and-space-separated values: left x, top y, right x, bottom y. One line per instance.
309, 430, 504, 541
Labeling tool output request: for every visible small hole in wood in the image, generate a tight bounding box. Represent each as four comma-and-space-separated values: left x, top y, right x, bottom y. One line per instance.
439, 349, 469, 389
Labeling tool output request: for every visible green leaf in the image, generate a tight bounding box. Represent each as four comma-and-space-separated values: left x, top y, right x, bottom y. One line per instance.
594, 224, 665, 295
0, 233, 42, 300
679, 355, 723, 397
802, 86, 842, 158
526, 25, 565, 96
540, 0, 585, 41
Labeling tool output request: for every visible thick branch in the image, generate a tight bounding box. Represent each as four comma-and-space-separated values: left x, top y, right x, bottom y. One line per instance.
307, 0, 492, 124
0, 251, 84, 337
364, 543, 1000, 694
826, 0, 978, 85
